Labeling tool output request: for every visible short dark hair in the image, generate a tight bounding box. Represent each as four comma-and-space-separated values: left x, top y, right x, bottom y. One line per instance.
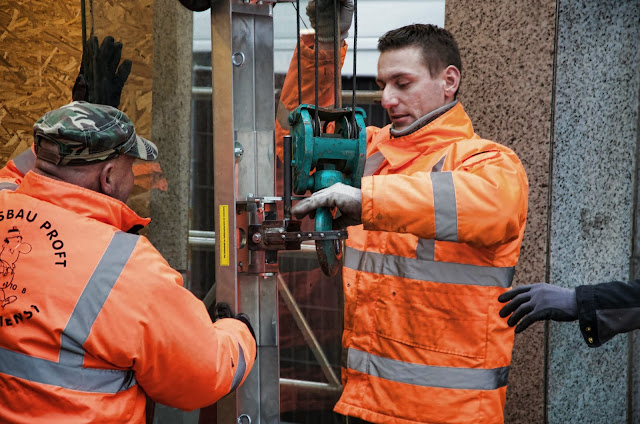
378, 24, 462, 78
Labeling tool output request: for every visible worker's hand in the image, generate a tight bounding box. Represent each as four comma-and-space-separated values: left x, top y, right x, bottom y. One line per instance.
306, 0, 354, 42
498, 283, 578, 334
291, 182, 362, 225
213, 302, 233, 320
72, 35, 132, 108
213, 302, 257, 347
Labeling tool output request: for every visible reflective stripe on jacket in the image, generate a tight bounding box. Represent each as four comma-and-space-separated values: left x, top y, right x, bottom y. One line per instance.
333, 103, 528, 424
0, 172, 256, 423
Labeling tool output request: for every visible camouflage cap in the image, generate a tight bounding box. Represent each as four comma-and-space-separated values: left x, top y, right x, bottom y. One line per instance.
33, 101, 158, 166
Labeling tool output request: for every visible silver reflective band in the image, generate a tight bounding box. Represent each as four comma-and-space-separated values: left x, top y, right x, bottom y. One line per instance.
60, 231, 139, 366
13, 148, 36, 175
344, 246, 514, 288
363, 151, 385, 177
347, 348, 509, 390
431, 172, 457, 241
415, 238, 435, 261
0, 182, 18, 191
431, 155, 446, 172
0, 346, 136, 393
229, 344, 247, 393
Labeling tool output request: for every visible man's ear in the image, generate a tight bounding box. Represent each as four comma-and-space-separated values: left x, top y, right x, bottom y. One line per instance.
99, 162, 116, 196
442, 65, 460, 100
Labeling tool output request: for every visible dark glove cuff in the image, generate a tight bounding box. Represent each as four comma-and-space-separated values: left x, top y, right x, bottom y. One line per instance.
576, 284, 600, 347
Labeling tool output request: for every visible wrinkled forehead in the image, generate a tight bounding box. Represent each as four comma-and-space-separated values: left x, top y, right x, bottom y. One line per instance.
377, 46, 432, 81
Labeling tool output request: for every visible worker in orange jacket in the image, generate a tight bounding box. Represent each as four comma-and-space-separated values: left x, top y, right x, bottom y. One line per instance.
284, 5, 529, 423
0, 101, 256, 423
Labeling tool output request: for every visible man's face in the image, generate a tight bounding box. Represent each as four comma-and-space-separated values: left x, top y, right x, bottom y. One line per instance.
376, 45, 450, 131
109, 154, 136, 203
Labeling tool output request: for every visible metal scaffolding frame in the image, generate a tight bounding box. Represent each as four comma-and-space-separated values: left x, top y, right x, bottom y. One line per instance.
205, 2, 349, 422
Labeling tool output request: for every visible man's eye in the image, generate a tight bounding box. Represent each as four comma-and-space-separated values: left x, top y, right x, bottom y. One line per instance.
397, 81, 409, 89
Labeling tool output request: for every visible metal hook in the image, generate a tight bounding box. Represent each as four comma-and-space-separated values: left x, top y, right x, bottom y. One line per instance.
237, 414, 251, 424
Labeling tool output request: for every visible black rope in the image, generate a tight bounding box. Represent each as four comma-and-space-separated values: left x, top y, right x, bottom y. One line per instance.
351, 0, 358, 136
81, 0, 86, 47
296, 0, 301, 105
314, 0, 319, 134
333, 0, 340, 108
89, 0, 94, 37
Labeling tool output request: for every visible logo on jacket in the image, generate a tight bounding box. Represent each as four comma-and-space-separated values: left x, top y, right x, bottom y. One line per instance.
0, 226, 32, 307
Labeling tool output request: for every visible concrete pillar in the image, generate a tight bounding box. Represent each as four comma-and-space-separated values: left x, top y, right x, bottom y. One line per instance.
446, 0, 640, 422
150, 0, 193, 273
150, 1, 194, 422
445, 1, 556, 422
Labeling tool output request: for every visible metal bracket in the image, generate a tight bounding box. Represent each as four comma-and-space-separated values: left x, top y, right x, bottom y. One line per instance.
248, 221, 347, 251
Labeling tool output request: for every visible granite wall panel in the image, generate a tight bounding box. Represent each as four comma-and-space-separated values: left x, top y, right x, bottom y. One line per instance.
445, 1, 556, 422
548, 1, 639, 422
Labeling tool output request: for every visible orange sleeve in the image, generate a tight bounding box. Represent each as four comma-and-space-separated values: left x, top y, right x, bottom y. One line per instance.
275, 34, 348, 161
90, 237, 256, 411
361, 148, 528, 248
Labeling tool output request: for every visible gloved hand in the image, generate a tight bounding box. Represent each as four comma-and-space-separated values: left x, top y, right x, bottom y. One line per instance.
291, 182, 362, 226
498, 283, 578, 334
306, 0, 354, 42
213, 302, 257, 346
72, 35, 132, 108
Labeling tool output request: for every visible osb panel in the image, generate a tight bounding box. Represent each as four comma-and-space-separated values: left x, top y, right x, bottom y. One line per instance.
0, 0, 157, 217
86, 0, 153, 140
0, 1, 81, 165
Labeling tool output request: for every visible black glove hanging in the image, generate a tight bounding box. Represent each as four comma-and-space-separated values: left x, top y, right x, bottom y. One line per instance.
72, 35, 132, 108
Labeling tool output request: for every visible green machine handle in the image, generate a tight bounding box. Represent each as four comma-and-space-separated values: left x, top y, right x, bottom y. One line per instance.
289, 105, 367, 276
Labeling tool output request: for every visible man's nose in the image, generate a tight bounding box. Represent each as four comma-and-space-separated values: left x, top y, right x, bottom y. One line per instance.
380, 87, 398, 109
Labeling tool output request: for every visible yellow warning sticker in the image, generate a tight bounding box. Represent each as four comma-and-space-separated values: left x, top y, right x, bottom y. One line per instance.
219, 205, 229, 266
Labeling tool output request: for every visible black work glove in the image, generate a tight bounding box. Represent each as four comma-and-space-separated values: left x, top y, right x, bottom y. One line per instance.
498, 283, 578, 334
72, 35, 132, 108
213, 302, 233, 320
213, 302, 257, 354
306, 0, 354, 43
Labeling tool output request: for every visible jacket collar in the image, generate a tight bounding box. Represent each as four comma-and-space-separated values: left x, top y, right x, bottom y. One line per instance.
16, 171, 150, 232
377, 101, 476, 170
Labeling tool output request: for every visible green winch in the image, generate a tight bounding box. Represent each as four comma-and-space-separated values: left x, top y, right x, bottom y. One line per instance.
288, 104, 367, 276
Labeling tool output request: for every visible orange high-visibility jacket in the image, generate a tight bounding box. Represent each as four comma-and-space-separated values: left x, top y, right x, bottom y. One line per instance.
280, 39, 528, 424
0, 146, 36, 185
0, 172, 256, 423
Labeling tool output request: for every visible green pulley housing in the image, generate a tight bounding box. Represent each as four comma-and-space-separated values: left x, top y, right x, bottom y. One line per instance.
288, 104, 367, 276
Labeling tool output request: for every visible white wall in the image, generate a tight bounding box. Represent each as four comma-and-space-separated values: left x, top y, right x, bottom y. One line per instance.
273, 0, 445, 76
193, 1, 445, 77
